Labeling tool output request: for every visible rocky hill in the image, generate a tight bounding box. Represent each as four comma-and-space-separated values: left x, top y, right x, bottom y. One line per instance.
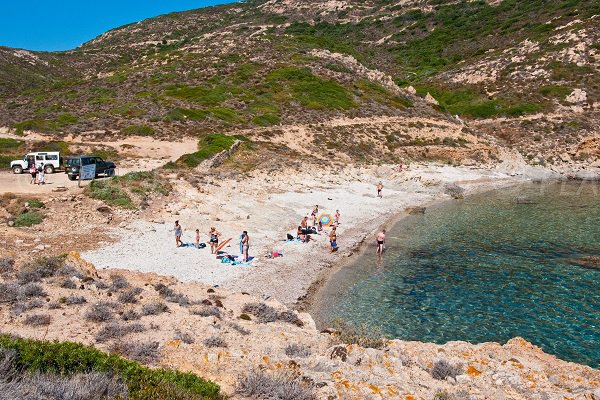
0, 0, 598, 167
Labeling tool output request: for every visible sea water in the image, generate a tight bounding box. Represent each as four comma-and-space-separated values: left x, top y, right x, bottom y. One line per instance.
312, 181, 600, 368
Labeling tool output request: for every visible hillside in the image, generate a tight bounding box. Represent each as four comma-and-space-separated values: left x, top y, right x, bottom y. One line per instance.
0, 0, 598, 167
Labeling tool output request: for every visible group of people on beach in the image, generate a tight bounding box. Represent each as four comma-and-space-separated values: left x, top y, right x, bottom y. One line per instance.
29, 163, 47, 185
174, 221, 251, 262
295, 205, 341, 254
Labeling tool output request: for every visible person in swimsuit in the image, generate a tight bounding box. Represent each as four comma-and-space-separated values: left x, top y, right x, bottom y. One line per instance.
376, 182, 383, 198
208, 227, 221, 254
329, 226, 337, 253
241, 231, 250, 262
376, 229, 386, 255
311, 205, 319, 226
334, 209, 341, 226
174, 221, 183, 247
195, 229, 200, 248
300, 216, 308, 233
297, 226, 306, 242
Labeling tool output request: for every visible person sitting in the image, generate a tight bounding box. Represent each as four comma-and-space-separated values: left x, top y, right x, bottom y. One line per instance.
296, 226, 306, 242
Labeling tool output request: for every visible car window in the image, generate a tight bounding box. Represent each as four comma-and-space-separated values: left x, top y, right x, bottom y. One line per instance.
46, 155, 58, 161
36, 155, 44, 161
66, 158, 80, 167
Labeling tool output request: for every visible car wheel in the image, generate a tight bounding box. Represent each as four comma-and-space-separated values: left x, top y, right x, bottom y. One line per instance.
106, 168, 115, 177
12, 166, 23, 174
68, 175, 77, 181
44, 165, 54, 174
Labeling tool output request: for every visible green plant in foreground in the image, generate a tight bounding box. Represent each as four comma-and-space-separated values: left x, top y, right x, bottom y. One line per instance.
14, 211, 45, 227
121, 125, 155, 136
0, 335, 221, 399
86, 180, 134, 208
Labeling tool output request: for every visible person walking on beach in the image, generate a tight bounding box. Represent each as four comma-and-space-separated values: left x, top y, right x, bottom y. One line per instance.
329, 226, 337, 254
334, 209, 341, 226
174, 221, 183, 248
241, 231, 250, 262
195, 229, 201, 248
376, 229, 386, 255
208, 227, 221, 254
37, 163, 45, 185
311, 205, 319, 226
376, 182, 384, 198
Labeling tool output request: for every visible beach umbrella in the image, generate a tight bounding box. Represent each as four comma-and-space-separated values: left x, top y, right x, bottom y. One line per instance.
319, 213, 333, 227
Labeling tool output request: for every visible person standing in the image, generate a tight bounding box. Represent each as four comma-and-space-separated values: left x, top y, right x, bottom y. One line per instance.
376, 182, 383, 198
376, 229, 386, 255
208, 227, 221, 254
29, 164, 37, 185
195, 229, 201, 248
174, 221, 183, 247
329, 226, 337, 254
241, 231, 250, 262
37, 163, 45, 185
300, 216, 308, 231
334, 209, 341, 226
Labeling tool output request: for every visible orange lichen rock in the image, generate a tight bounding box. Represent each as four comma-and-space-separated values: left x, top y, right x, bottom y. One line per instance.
166, 339, 182, 348
369, 384, 381, 394
466, 365, 482, 376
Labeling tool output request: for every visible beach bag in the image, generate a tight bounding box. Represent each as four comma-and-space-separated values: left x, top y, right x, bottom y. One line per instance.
287, 233, 294, 240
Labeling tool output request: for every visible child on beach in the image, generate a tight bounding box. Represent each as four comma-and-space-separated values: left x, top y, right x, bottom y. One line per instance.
329, 226, 337, 253
174, 221, 183, 247
195, 229, 200, 248
376, 182, 383, 198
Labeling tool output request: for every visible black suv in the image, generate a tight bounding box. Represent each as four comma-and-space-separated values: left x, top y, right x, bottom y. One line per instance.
65, 156, 116, 181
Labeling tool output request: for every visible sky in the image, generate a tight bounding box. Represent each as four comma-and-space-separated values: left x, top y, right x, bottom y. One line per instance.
0, 0, 239, 52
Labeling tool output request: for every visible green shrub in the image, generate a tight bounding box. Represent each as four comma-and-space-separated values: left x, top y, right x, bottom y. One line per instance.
177, 134, 239, 168
0, 335, 221, 399
86, 181, 134, 208
164, 108, 208, 122
121, 125, 155, 136
14, 211, 45, 227
165, 84, 230, 106
267, 67, 356, 110
112, 171, 171, 197
208, 107, 239, 123
539, 84, 570, 98
252, 114, 281, 126
27, 199, 45, 209
0, 138, 23, 153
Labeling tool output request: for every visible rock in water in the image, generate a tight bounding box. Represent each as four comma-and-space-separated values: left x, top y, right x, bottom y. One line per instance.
405, 206, 426, 215
568, 256, 600, 270
516, 196, 536, 204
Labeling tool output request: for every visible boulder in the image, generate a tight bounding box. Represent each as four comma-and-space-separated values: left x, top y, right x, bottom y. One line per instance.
64, 251, 99, 279
405, 206, 426, 215
567, 256, 600, 270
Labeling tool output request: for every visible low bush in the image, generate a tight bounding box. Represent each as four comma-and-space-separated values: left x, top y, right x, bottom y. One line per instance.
430, 359, 463, 380
109, 341, 160, 364
278, 310, 304, 327
11, 299, 44, 316
227, 322, 250, 336
0, 335, 221, 398
17, 256, 66, 283
444, 183, 465, 199
65, 295, 87, 305
141, 302, 168, 316
24, 313, 51, 326
18, 282, 47, 299
0, 257, 15, 275
0, 283, 19, 303
242, 302, 278, 323
86, 180, 134, 209
14, 211, 45, 227
60, 278, 77, 289
284, 343, 312, 358
122, 309, 141, 321
26, 198, 45, 209
174, 330, 195, 344
331, 319, 388, 349
190, 305, 221, 318
120, 124, 155, 136
85, 302, 114, 322
202, 336, 227, 348
237, 369, 315, 400
110, 274, 130, 290
95, 322, 146, 343
118, 287, 143, 304
177, 134, 238, 168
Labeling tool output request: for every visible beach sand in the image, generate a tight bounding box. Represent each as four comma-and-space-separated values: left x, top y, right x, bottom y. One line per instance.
82, 163, 521, 305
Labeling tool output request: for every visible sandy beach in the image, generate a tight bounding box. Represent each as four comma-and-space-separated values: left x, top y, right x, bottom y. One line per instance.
82, 163, 526, 306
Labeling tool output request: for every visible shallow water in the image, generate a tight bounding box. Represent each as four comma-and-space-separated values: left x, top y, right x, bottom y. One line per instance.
312, 181, 600, 368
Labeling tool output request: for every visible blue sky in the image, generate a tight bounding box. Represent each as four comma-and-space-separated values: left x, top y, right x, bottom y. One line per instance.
0, 0, 239, 51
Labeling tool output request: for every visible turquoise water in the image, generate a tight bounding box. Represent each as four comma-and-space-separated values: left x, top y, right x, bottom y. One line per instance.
313, 182, 600, 368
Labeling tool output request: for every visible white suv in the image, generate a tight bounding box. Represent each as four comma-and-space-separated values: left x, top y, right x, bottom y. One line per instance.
11, 152, 61, 174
